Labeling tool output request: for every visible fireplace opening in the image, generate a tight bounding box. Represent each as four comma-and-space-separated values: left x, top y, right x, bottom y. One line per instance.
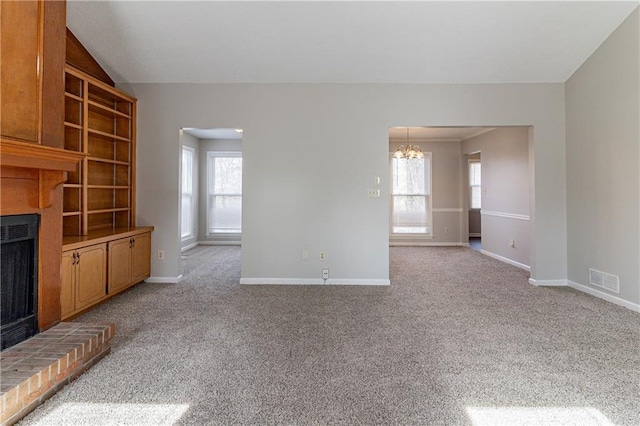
1, 214, 39, 350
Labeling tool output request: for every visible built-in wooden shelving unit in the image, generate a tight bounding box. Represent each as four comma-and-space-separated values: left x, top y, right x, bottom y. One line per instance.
63, 65, 137, 236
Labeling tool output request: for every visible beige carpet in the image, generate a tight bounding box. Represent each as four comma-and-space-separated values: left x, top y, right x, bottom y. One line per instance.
20, 246, 640, 425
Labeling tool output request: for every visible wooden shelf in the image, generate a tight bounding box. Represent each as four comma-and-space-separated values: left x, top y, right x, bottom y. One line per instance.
85, 80, 136, 103
87, 185, 130, 190
63, 65, 137, 236
64, 122, 83, 130
63, 211, 81, 217
88, 207, 130, 215
88, 129, 130, 143
65, 92, 83, 102
87, 157, 130, 166
88, 100, 131, 118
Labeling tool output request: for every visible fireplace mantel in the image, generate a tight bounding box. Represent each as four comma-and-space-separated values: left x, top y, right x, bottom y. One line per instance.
1, 139, 85, 172
1, 139, 85, 210
1, 139, 84, 329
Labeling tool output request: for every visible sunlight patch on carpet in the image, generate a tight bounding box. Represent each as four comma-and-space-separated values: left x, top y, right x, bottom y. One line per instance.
466, 406, 614, 426
30, 403, 189, 425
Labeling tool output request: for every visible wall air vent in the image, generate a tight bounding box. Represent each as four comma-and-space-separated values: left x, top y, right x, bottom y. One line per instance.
589, 268, 620, 294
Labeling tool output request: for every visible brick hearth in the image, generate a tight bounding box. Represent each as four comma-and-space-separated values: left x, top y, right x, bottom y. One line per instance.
0, 322, 114, 425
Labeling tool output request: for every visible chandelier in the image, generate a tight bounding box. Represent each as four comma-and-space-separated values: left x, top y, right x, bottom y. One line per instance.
393, 127, 424, 159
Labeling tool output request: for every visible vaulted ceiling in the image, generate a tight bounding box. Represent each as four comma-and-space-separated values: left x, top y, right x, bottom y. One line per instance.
67, 1, 638, 84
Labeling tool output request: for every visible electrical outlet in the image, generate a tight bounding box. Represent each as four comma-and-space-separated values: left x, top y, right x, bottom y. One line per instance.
367, 189, 380, 198
319, 251, 326, 261
509, 239, 515, 248
157, 250, 165, 260
302, 250, 309, 260
322, 268, 329, 280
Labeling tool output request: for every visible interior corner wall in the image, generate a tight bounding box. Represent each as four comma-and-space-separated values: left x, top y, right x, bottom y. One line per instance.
198, 138, 243, 243
565, 7, 640, 306
180, 132, 200, 251
130, 83, 566, 284
461, 127, 531, 268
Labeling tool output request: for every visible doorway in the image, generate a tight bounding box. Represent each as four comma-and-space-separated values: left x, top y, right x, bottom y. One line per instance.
468, 152, 481, 251
178, 128, 243, 275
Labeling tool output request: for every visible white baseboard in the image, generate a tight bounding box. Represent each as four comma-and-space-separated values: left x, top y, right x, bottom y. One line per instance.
528, 278, 568, 287
480, 249, 530, 271
199, 240, 241, 246
390, 242, 466, 247
240, 278, 390, 286
181, 242, 199, 252
568, 280, 640, 312
145, 275, 182, 284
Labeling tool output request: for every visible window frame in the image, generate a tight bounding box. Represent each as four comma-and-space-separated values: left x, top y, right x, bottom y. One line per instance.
206, 151, 243, 236
469, 159, 482, 210
181, 145, 195, 241
389, 151, 433, 237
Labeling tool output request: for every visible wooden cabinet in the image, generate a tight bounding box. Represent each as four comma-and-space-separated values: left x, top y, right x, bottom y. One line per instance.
131, 233, 151, 283
1, 0, 41, 144
1, 0, 66, 148
61, 227, 153, 319
59, 62, 149, 319
108, 233, 151, 294
61, 243, 107, 319
63, 66, 137, 236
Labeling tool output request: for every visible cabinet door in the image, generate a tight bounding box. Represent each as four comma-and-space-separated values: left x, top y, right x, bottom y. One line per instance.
60, 250, 76, 318
75, 244, 107, 310
131, 233, 151, 284
0, 1, 41, 143
108, 237, 132, 294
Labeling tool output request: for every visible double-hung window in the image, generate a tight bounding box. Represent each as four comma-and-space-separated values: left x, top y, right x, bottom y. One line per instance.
181, 146, 195, 240
469, 161, 481, 209
391, 153, 432, 235
207, 152, 242, 234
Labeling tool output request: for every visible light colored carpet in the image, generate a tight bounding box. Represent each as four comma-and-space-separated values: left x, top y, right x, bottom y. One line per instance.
20, 246, 640, 425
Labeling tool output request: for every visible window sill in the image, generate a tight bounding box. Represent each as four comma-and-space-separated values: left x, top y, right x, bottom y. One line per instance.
390, 234, 434, 240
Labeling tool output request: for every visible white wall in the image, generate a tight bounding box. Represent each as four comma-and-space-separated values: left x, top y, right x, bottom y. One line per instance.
462, 127, 531, 269
130, 83, 566, 284
198, 138, 242, 243
566, 8, 640, 307
180, 131, 200, 251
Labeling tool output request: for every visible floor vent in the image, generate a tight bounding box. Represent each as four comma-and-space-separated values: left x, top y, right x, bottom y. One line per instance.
589, 268, 620, 294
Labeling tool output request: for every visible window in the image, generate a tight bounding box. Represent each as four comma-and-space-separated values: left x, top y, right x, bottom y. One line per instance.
181, 146, 195, 240
207, 152, 242, 234
469, 161, 481, 209
391, 153, 432, 234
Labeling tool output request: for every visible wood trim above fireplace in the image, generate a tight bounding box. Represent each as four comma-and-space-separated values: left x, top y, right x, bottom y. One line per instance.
1, 139, 85, 212
1, 139, 85, 172
1, 139, 84, 330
